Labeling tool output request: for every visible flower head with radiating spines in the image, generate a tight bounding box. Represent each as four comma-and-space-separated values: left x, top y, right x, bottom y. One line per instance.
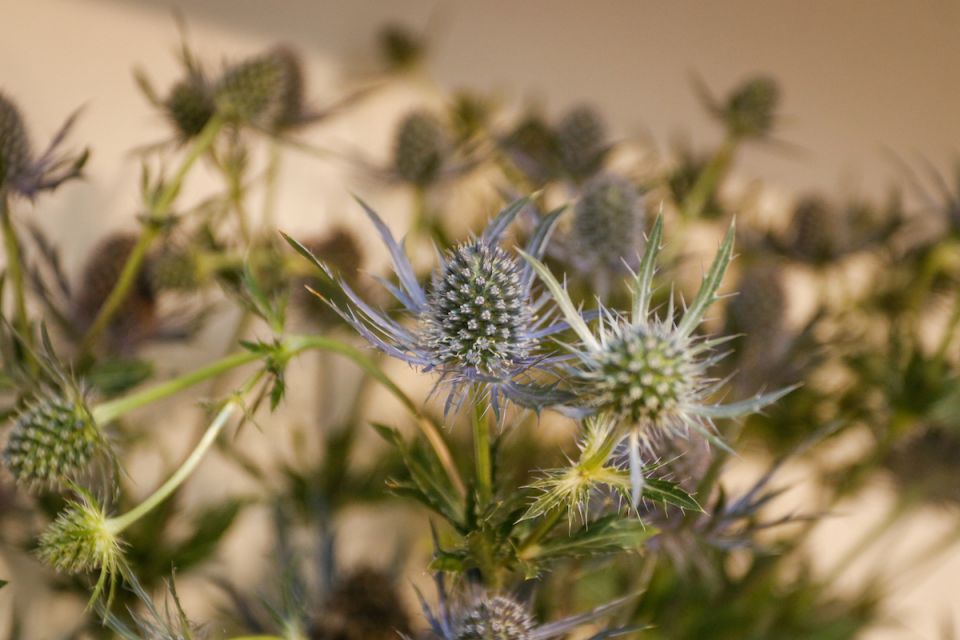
297, 196, 570, 416
37, 490, 125, 605
0, 91, 87, 198
523, 214, 794, 505
410, 574, 635, 640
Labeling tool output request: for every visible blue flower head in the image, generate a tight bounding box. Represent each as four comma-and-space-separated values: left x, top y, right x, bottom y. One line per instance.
318, 196, 570, 417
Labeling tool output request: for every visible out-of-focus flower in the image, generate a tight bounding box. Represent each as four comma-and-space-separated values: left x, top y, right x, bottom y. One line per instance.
0, 92, 87, 199
393, 110, 452, 187
215, 46, 309, 132
555, 104, 609, 182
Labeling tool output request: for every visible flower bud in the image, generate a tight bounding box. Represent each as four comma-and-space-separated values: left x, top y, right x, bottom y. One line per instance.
164, 75, 216, 140
0, 92, 31, 189
3, 391, 102, 489
215, 46, 305, 131
392, 110, 449, 186
556, 104, 607, 180
724, 76, 780, 139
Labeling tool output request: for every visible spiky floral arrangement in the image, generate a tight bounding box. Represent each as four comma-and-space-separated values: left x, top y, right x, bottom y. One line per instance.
0, 17, 957, 640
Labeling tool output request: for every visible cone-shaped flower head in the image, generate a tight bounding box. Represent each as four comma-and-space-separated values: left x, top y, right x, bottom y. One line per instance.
164, 74, 216, 141
38, 492, 124, 604
788, 195, 846, 264
215, 46, 307, 131
3, 386, 103, 490
0, 93, 31, 189
523, 214, 794, 505
723, 76, 780, 139
302, 196, 569, 415
0, 91, 86, 198
392, 110, 450, 187
414, 576, 633, 640
555, 104, 607, 181
570, 174, 645, 287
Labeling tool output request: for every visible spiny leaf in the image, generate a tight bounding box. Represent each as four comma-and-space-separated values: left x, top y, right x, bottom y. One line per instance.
677, 220, 735, 338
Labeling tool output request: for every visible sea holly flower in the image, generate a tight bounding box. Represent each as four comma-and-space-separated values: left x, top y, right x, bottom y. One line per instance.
294, 196, 570, 416
0, 92, 87, 199
411, 574, 636, 640
522, 214, 794, 505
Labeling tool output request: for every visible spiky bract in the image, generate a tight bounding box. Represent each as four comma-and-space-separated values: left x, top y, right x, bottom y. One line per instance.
392, 110, 450, 186
3, 388, 102, 490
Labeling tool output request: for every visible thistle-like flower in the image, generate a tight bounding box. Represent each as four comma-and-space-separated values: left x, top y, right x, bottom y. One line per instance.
412, 575, 634, 640
788, 195, 846, 264
0, 91, 87, 198
37, 491, 125, 605
299, 196, 569, 415
164, 74, 217, 142
499, 113, 560, 186
2, 384, 105, 490
214, 46, 308, 131
722, 76, 780, 139
392, 109, 452, 187
567, 174, 645, 294
523, 214, 793, 505
555, 104, 608, 181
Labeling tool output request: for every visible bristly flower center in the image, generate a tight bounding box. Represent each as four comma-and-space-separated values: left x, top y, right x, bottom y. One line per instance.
585, 324, 695, 425
423, 242, 532, 376
455, 595, 535, 640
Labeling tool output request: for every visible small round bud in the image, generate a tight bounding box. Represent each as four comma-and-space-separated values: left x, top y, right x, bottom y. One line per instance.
455, 595, 535, 640
392, 110, 449, 186
423, 242, 532, 376
583, 324, 695, 426
215, 47, 305, 130
501, 115, 558, 185
571, 174, 645, 274
0, 92, 32, 189
378, 24, 424, 71
74, 233, 157, 348
556, 104, 607, 180
164, 76, 216, 140
724, 76, 780, 139
789, 196, 846, 263
148, 247, 204, 292
38, 498, 121, 579
3, 391, 102, 489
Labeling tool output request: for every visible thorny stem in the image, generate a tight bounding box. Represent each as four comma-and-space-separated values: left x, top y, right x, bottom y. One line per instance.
1, 190, 31, 350
517, 508, 563, 559
105, 372, 262, 535
471, 387, 493, 508
78, 114, 225, 355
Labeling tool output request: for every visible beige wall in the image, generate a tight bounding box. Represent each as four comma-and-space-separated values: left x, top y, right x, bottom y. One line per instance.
2, 1, 959, 638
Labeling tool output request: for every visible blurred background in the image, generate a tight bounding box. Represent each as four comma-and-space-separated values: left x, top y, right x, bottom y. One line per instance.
1, 1, 959, 638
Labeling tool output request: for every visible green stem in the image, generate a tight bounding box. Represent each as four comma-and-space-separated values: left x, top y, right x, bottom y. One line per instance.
0, 190, 30, 347
91, 349, 261, 424
471, 388, 493, 508
79, 114, 224, 355
517, 508, 563, 559
106, 372, 260, 535
682, 136, 737, 220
